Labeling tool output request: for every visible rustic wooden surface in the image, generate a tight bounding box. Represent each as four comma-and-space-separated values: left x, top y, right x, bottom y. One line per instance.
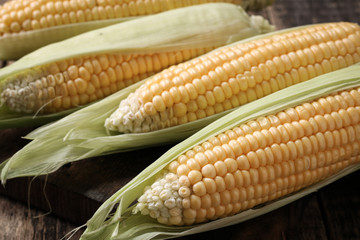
1, 0, 360, 239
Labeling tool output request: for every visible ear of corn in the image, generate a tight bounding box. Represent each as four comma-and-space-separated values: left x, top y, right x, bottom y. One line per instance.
0, 0, 274, 60
105, 21, 360, 133
79, 63, 360, 240
0, 3, 274, 128
0, 23, 357, 183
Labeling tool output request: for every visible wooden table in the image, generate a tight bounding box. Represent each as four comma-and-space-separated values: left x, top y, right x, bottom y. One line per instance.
1, 0, 360, 239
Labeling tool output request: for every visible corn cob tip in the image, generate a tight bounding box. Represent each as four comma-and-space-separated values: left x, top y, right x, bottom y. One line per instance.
133, 170, 188, 225
105, 89, 150, 133
0, 71, 44, 114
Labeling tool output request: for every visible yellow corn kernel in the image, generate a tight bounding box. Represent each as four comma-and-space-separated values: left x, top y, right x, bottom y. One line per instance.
134, 86, 360, 225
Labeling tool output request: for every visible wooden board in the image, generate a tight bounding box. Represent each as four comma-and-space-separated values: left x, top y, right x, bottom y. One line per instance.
0, 194, 83, 240
1, 0, 360, 239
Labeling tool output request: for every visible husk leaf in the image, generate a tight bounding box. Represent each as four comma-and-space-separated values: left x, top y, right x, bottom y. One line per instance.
0, 105, 80, 129
0, 18, 135, 60
0, 3, 274, 129
79, 63, 360, 240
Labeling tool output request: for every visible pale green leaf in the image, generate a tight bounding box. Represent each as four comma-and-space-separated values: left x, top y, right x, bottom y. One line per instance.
0, 18, 135, 60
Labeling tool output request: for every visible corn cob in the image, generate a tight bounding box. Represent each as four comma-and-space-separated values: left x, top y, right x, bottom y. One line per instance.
133, 86, 360, 225
0, 0, 273, 59
105, 22, 360, 133
79, 63, 360, 240
0, 3, 273, 116
1, 49, 214, 114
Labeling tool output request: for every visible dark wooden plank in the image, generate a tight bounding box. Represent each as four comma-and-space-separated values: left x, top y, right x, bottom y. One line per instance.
282, 194, 328, 240
0, 127, 34, 160
318, 172, 360, 240
258, 0, 360, 29
0, 130, 173, 224
0, 194, 83, 240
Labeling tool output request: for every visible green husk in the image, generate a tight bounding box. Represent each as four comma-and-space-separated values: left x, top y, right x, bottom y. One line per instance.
0, 18, 135, 60
0, 104, 81, 129
79, 63, 360, 240
0, 3, 274, 129
0, 0, 274, 60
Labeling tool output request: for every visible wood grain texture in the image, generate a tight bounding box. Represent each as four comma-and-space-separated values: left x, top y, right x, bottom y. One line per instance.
0, 195, 82, 240
0, 0, 360, 239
